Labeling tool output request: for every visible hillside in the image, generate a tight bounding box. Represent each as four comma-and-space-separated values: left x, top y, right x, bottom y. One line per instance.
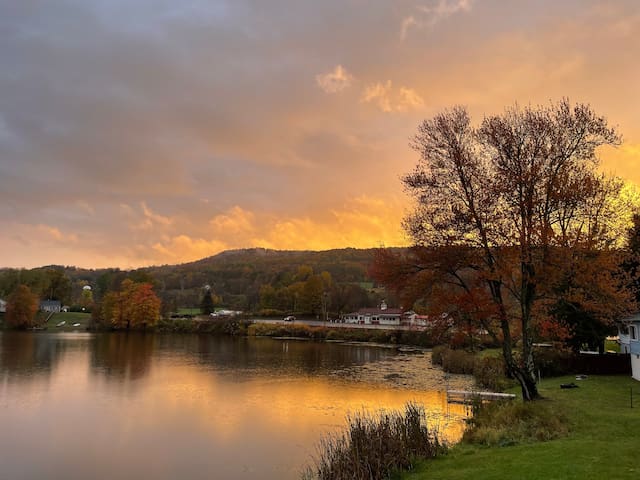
0, 248, 402, 314
144, 247, 395, 312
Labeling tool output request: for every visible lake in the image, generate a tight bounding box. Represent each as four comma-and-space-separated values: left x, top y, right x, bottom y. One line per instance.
0, 332, 472, 480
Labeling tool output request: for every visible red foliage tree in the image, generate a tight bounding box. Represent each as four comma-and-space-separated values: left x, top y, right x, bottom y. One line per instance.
101, 280, 161, 330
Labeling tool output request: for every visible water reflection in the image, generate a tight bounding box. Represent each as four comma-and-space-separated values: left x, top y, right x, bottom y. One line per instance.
159, 335, 394, 377
0, 332, 471, 480
91, 333, 155, 382
0, 332, 67, 382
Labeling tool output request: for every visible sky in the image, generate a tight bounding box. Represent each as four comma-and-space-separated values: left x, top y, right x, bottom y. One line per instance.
1, 0, 639, 269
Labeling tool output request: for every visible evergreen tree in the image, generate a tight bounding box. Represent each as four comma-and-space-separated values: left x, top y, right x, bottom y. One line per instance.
201, 287, 215, 315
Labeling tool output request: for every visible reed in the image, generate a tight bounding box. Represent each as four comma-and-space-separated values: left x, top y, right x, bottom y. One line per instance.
303, 402, 446, 480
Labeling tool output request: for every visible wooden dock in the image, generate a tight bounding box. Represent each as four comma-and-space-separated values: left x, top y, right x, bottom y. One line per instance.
447, 390, 516, 405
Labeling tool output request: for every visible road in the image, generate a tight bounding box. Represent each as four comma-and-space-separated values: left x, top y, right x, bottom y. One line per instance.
250, 317, 427, 331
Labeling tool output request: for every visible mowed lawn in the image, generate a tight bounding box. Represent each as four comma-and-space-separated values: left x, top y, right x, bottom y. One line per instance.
46, 311, 91, 330
403, 375, 640, 480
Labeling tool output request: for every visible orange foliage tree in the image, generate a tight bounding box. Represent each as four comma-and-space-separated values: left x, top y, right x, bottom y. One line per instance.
101, 280, 161, 330
382, 100, 634, 400
6, 284, 39, 329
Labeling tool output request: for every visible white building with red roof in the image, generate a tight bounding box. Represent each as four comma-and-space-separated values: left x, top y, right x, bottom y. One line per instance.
341, 301, 404, 326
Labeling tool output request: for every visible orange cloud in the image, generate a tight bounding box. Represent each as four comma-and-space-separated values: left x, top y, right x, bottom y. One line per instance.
361, 81, 424, 113
151, 235, 228, 263
136, 197, 409, 265
601, 143, 640, 186
253, 195, 409, 252
210, 206, 256, 235
315, 65, 355, 93
36, 224, 79, 244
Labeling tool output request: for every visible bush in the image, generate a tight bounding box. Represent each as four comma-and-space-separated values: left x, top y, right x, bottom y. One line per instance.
473, 356, 512, 391
432, 346, 513, 390
397, 329, 436, 348
463, 399, 569, 446
247, 323, 329, 340
303, 402, 446, 480
156, 317, 252, 335
441, 348, 475, 374
431, 345, 447, 366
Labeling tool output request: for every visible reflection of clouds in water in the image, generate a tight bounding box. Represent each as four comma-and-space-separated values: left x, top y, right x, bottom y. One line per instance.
328, 351, 474, 443
0, 334, 472, 479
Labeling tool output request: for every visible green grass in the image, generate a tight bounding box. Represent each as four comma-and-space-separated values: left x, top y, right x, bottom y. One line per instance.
605, 339, 620, 353
176, 307, 201, 316
402, 375, 640, 479
46, 312, 91, 330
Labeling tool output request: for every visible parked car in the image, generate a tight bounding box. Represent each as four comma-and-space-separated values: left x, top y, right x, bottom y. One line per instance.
283, 315, 295, 322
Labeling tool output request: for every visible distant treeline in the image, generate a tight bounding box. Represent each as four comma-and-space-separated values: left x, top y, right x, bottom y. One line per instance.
0, 248, 402, 315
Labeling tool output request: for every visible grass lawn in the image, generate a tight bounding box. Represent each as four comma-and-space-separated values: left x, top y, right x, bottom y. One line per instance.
176, 307, 201, 316
605, 339, 621, 353
46, 311, 91, 330
403, 375, 640, 480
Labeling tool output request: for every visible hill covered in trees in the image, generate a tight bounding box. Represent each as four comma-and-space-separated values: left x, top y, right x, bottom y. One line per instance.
0, 248, 400, 317
146, 248, 397, 315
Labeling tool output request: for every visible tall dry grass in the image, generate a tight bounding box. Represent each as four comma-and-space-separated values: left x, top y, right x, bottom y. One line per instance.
302, 402, 446, 480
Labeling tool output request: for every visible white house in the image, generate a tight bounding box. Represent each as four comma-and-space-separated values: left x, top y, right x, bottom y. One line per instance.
342, 301, 403, 326
40, 300, 62, 313
618, 314, 640, 381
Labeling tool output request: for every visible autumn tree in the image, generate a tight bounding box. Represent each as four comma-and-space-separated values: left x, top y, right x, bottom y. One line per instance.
101, 280, 161, 330
129, 283, 162, 328
6, 284, 39, 329
399, 99, 632, 400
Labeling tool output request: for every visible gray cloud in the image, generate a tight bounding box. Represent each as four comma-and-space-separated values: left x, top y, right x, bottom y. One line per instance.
0, 0, 638, 267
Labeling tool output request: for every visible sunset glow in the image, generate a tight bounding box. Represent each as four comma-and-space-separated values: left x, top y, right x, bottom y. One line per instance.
1, 0, 639, 268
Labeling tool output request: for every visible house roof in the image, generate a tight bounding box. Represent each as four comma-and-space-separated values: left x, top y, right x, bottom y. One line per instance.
619, 313, 640, 324
356, 307, 403, 315
40, 300, 61, 306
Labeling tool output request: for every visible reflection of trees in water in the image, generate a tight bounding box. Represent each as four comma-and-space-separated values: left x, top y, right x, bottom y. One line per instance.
155, 334, 394, 377
90, 333, 155, 382
0, 332, 64, 381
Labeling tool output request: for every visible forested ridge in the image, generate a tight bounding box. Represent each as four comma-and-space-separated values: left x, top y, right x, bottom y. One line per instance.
0, 247, 401, 314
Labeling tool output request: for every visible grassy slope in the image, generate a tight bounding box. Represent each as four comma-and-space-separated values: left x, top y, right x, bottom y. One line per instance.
404, 375, 640, 480
46, 312, 91, 330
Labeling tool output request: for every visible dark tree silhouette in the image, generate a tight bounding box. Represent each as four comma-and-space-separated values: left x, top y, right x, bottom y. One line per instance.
401, 99, 629, 400
201, 288, 215, 315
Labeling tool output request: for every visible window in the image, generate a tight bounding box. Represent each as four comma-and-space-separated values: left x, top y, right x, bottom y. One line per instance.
630, 325, 637, 340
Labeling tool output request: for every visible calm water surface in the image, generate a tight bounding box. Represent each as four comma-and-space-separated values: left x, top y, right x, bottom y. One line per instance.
0, 332, 470, 480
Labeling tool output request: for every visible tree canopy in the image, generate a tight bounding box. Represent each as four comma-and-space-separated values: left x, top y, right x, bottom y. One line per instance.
100, 280, 161, 330
6, 284, 39, 329
393, 99, 634, 400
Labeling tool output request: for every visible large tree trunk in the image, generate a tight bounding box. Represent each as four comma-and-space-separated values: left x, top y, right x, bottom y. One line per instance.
518, 260, 541, 401
492, 278, 541, 401
500, 328, 540, 400
510, 363, 539, 401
